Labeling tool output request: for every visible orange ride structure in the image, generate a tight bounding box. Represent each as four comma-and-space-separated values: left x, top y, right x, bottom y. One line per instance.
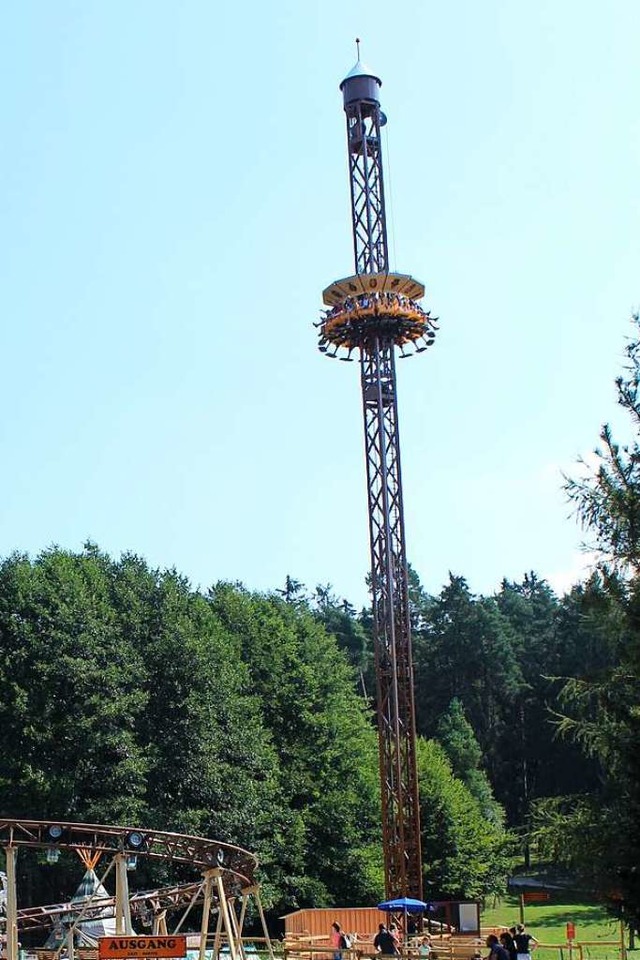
0, 820, 273, 960
317, 48, 439, 900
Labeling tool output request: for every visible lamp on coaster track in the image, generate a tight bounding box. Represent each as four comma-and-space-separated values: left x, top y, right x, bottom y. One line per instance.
46, 824, 65, 842
202, 847, 227, 868
124, 831, 148, 852
44, 824, 66, 863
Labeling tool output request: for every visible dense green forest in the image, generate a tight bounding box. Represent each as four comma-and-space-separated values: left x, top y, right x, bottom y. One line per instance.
0, 321, 639, 935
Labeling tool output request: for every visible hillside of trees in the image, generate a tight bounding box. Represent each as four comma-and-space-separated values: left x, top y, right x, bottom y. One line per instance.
0, 320, 638, 935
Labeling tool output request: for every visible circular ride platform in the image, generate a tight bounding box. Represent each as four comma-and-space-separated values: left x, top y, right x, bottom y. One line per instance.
318, 272, 438, 357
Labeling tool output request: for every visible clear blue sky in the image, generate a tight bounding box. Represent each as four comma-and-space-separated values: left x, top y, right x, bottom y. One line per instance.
1, 1, 638, 605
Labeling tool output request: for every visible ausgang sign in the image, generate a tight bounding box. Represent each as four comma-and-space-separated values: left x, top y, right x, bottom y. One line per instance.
98, 937, 188, 959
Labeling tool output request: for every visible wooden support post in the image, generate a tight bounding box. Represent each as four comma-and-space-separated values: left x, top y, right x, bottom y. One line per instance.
153, 911, 168, 936
67, 924, 76, 960
199, 873, 214, 960
174, 880, 207, 935
5, 846, 19, 960
115, 853, 133, 934
519, 895, 525, 926
228, 899, 246, 960
215, 869, 239, 960
213, 897, 224, 959
238, 892, 249, 940
250, 885, 274, 960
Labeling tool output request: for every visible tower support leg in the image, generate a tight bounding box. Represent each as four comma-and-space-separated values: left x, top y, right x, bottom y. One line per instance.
360, 338, 422, 899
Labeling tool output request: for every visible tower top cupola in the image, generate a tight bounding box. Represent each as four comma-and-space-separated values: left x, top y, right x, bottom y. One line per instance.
340, 39, 382, 108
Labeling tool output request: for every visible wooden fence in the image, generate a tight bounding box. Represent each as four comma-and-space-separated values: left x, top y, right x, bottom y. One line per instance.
283, 935, 627, 960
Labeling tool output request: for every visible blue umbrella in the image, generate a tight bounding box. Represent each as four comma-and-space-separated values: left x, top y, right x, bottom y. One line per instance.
377, 897, 429, 912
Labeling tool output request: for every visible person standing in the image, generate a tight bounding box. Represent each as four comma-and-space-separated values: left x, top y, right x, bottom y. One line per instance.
374, 924, 400, 956
514, 925, 537, 960
485, 935, 509, 960
331, 922, 343, 960
500, 931, 517, 960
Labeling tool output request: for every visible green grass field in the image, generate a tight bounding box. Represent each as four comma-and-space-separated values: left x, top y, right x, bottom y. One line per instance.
481, 895, 626, 958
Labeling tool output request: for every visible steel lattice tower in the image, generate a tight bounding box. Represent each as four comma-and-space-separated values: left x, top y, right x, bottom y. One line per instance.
317, 48, 438, 900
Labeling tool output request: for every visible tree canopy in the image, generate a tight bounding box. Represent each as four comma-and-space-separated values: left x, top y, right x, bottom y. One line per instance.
2, 322, 640, 923
0, 548, 381, 913
532, 316, 640, 934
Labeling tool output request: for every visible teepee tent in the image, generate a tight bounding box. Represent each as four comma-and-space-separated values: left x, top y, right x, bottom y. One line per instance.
44, 851, 119, 948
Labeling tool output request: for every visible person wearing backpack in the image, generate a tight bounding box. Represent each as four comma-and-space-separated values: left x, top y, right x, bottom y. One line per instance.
374, 924, 399, 956
331, 922, 344, 960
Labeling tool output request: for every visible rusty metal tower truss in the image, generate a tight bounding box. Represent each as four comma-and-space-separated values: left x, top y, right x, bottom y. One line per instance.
317, 48, 439, 900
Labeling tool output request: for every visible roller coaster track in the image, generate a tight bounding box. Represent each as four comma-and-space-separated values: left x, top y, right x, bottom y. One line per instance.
15, 881, 205, 932
0, 819, 270, 960
0, 820, 258, 889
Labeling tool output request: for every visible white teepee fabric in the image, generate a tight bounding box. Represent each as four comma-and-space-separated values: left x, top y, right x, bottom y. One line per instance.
44, 868, 118, 948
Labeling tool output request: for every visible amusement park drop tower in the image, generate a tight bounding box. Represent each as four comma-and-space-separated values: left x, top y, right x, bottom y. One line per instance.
317, 48, 439, 900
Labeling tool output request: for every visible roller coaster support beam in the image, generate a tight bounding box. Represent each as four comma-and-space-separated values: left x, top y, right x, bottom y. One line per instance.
213, 869, 239, 960
5, 846, 19, 960
173, 881, 206, 935
238, 894, 248, 944
153, 911, 168, 936
242, 885, 274, 960
115, 853, 133, 934
227, 899, 245, 960
198, 872, 214, 960
213, 900, 224, 959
